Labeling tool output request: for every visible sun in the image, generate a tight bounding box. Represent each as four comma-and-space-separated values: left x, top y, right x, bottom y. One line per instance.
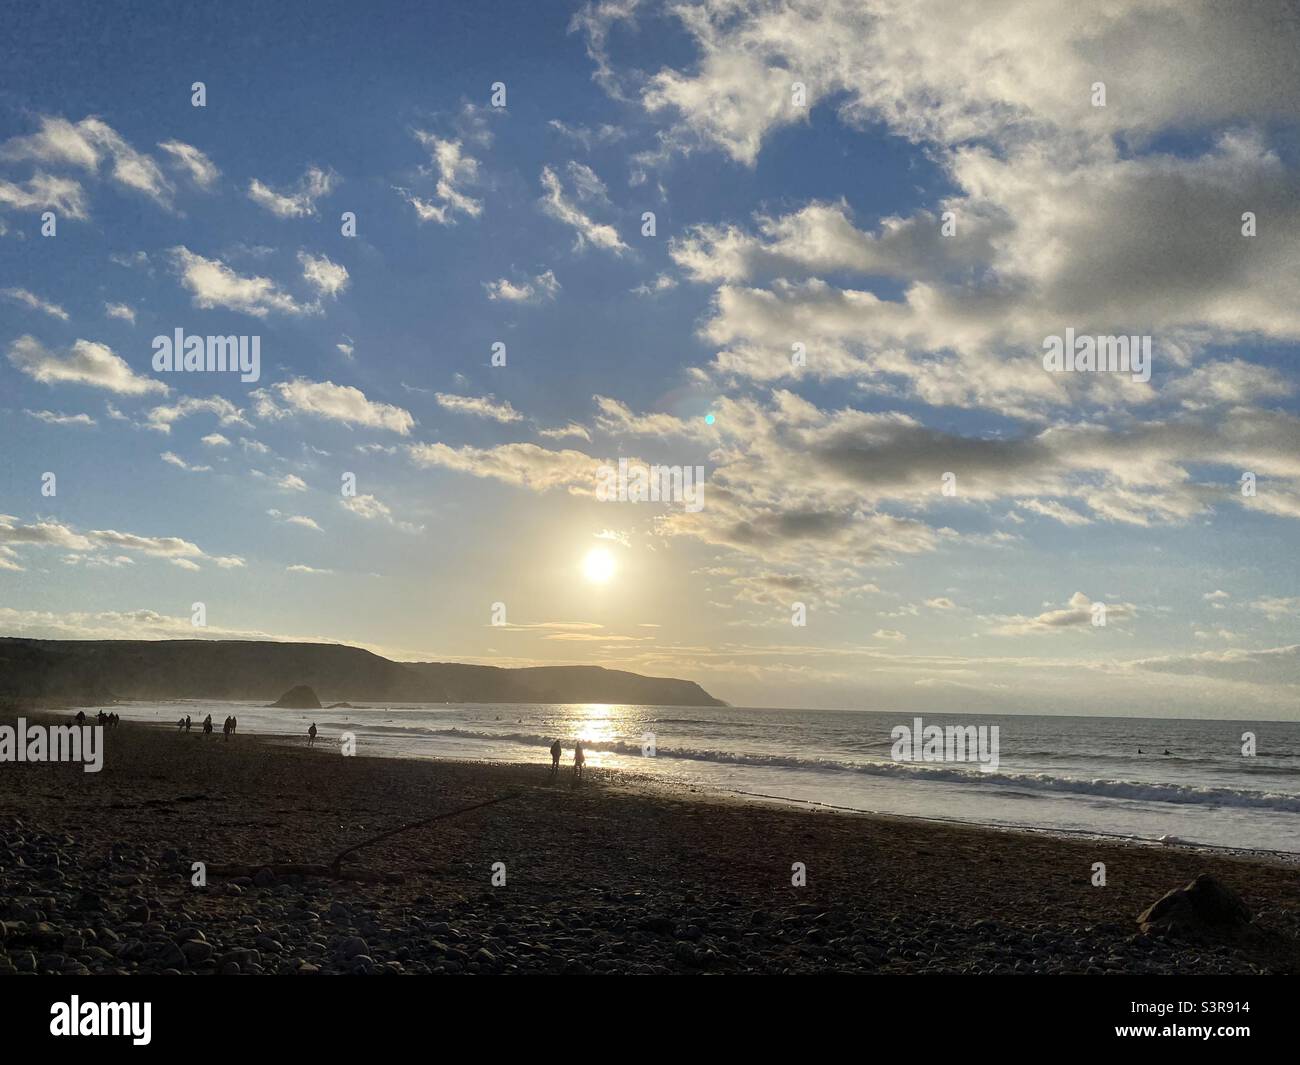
582, 547, 617, 584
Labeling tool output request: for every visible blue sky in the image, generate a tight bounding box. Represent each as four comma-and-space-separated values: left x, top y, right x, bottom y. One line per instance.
2, 0, 1299, 717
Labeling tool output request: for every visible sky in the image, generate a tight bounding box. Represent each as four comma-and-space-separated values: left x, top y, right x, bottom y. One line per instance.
1, 0, 1299, 717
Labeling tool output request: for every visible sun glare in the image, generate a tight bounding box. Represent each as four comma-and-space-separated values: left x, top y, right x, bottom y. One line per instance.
582, 547, 616, 583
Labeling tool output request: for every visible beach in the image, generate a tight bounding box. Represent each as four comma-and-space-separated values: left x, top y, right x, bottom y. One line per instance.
1, 712, 1297, 975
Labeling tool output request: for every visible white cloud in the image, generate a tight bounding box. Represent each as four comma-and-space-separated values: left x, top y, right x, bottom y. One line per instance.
397, 131, 484, 225
408, 440, 600, 493
24, 409, 95, 427
339, 493, 422, 534
547, 118, 627, 148
989, 592, 1135, 635
435, 393, 522, 423
0, 172, 87, 218
0, 115, 173, 207
1018, 499, 1093, 527
253, 378, 414, 435
299, 251, 349, 298
1250, 597, 1300, 619
161, 451, 211, 473
539, 422, 592, 442
247, 165, 336, 217
171, 245, 314, 317
144, 395, 248, 434
539, 164, 627, 255
268, 509, 322, 532
568, 0, 643, 102
632, 0, 1300, 166
104, 301, 136, 323
484, 270, 560, 303
3, 287, 69, 320
0, 515, 238, 571
7, 334, 166, 394
632, 273, 677, 296
157, 139, 219, 188
341, 494, 392, 521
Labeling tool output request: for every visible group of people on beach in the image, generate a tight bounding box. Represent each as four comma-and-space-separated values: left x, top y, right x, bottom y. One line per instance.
549, 739, 586, 784
173, 713, 238, 738
72, 710, 119, 728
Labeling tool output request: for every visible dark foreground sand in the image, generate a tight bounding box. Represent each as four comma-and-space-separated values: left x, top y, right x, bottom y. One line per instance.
1, 713, 1296, 975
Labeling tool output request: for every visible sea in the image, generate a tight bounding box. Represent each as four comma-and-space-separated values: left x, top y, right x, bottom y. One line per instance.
104, 701, 1300, 856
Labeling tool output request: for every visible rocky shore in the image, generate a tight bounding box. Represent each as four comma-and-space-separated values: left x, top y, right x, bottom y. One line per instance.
1, 713, 1296, 975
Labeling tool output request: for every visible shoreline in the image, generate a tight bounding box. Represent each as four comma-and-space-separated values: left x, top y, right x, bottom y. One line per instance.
1, 711, 1297, 974
120, 703, 1300, 865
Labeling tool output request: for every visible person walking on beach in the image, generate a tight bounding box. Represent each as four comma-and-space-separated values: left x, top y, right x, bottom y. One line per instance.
550, 739, 562, 775
185, 715, 192, 733
308, 722, 318, 747
231, 716, 238, 735
202, 714, 213, 736
222, 716, 232, 740
573, 740, 585, 784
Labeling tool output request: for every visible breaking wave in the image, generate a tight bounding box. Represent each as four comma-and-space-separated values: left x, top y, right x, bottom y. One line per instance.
346, 726, 1300, 813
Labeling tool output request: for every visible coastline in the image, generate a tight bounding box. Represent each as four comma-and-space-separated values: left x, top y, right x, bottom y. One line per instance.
1, 712, 1296, 975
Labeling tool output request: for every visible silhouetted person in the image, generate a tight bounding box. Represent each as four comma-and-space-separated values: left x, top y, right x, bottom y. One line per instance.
75, 710, 86, 726
178, 718, 186, 730
222, 716, 232, 740
185, 715, 192, 733
550, 739, 562, 775
573, 740, 585, 784
231, 716, 237, 735
1163, 748, 1171, 755
202, 714, 213, 736
308, 723, 318, 747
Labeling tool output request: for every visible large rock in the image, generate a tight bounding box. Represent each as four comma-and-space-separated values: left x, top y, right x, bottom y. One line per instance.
1138, 873, 1252, 935
270, 684, 321, 709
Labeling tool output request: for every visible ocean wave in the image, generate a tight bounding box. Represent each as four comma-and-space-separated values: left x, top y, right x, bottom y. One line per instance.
343, 726, 1300, 812
316, 722, 444, 734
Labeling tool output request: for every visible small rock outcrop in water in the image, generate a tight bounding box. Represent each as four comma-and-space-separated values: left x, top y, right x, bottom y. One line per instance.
1137, 873, 1251, 935
270, 685, 322, 709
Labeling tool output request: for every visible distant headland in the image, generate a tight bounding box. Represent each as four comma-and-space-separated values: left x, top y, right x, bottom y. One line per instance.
0, 637, 727, 708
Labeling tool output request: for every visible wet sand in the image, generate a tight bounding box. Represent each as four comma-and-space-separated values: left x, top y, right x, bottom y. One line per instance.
1, 712, 1297, 974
